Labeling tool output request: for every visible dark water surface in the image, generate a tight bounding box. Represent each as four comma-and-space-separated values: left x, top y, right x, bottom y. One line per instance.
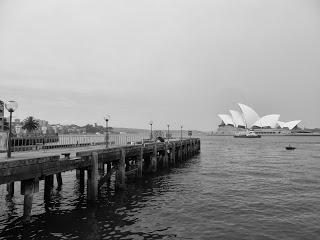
1, 136, 320, 239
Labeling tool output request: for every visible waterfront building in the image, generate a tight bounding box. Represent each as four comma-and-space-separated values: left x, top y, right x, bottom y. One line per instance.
216, 103, 302, 135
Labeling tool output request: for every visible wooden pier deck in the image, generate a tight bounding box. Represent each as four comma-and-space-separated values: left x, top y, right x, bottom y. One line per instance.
0, 138, 200, 222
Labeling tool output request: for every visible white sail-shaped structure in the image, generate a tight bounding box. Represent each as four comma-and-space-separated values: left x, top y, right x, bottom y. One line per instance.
217, 103, 302, 133
238, 103, 260, 128
277, 121, 286, 128
218, 114, 235, 126
283, 120, 301, 130
253, 114, 280, 128
229, 110, 245, 127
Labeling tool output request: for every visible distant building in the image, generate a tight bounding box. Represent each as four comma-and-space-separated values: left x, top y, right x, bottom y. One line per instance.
216, 103, 302, 135
37, 119, 49, 127
15, 125, 22, 135
41, 126, 48, 134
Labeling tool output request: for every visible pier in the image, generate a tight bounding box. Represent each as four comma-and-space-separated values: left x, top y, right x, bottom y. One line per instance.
0, 138, 200, 222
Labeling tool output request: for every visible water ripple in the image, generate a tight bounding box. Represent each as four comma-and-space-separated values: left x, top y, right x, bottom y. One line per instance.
0, 136, 320, 239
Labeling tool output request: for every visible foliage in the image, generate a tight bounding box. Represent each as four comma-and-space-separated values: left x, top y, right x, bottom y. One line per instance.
83, 124, 113, 134
22, 116, 40, 133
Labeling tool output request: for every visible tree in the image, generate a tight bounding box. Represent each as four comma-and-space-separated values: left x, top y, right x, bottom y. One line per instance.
22, 116, 40, 133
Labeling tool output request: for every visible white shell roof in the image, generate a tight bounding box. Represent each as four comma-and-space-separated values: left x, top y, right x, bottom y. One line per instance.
253, 114, 280, 128
283, 120, 301, 130
238, 103, 260, 128
218, 114, 235, 126
229, 110, 246, 127
277, 121, 285, 128
218, 104, 302, 130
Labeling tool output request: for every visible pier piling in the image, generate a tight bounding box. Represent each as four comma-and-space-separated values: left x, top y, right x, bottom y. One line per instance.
115, 148, 126, 190
21, 178, 39, 222
44, 175, 54, 200
137, 147, 143, 178
164, 143, 169, 168
171, 145, 176, 165
106, 163, 112, 182
56, 173, 63, 187
6, 182, 14, 197
87, 152, 99, 202
151, 145, 157, 173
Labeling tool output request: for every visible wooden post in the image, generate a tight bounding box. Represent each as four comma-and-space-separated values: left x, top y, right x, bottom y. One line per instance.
56, 173, 63, 186
186, 144, 189, 158
107, 163, 112, 182
164, 143, 169, 168
171, 144, 176, 165
137, 146, 143, 178
98, 161, 104, 177
87, 152, 99, 202
151, 145, 157, 173
75, 168, 85, 193
21, 178, 39, 222
76, 169, 81, 179
6, 182, 14, 197
116, 148, 126, 190
79, 169, 85, 193
44, 175, 54, 200
191, 140, 194, 155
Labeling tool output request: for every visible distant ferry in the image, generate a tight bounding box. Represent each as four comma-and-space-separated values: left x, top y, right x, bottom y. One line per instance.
234, 130, 261, 138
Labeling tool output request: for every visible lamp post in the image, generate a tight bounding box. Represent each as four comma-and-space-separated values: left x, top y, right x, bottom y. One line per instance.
180, 125, 183, 140
5, 101, 18, 158
104, 115, 110, 148
167, 124, 170, 142
149, 120, 153, 140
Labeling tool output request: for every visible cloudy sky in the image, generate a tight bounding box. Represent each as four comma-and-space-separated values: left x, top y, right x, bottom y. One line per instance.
1, 0, 319, 131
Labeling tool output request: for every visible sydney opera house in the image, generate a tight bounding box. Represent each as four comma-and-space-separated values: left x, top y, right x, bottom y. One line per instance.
216, 103, 302, 135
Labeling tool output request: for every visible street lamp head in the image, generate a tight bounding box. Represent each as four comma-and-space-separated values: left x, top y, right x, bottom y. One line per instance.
5, 101, 18, 112
104, 114, 110, 121
149, 120, 153, 125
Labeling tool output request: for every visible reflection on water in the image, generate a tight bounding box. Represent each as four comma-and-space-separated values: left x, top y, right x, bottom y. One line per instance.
1, 136, 320, 239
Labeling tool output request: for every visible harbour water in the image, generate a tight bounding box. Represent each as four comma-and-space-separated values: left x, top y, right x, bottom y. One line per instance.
0, 136, 320, 239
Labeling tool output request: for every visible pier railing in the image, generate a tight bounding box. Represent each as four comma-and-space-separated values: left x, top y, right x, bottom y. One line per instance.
9, 133, 150, 152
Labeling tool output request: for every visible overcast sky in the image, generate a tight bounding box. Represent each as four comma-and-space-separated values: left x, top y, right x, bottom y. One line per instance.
1, 0, 319, 131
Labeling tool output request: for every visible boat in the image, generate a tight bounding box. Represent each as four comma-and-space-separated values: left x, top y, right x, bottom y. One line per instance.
234, 130, 261, 138
285, 145, 296, 150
